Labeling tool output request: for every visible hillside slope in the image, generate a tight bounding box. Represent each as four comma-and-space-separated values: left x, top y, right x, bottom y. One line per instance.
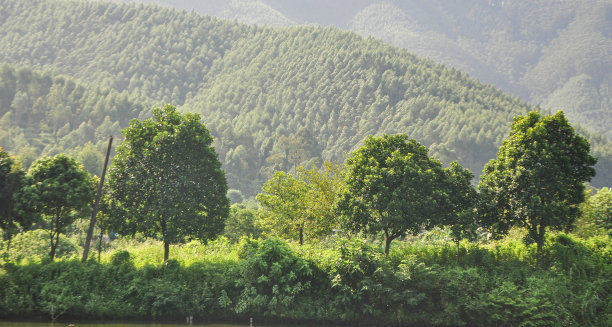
0, 0, 610, 196
122, 0, 612, 139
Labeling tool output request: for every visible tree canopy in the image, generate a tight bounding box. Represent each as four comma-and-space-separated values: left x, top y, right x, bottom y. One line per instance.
478, 111, 597, 261
25, 154, 95, 260
257, 161, 343, 244
336, 134, 474, 254
105, 104, 229, 262
0, 147, 32, 254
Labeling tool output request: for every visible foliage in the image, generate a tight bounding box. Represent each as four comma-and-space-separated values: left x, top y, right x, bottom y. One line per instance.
234, 238, 319, 319
223, 202, 262, 242
328, 238, 414, 321
0, 234, 609, 325
0, 64, 146, 167
478, 111, 597, 261
24, 154, 95, 261
337, 134, 474, 254
1, 1, 611, 199
0, 147, 33, 255
257, 162, 343, 244
257, 171, 308, 244
105, 104, 229, 262
576, 188, 612, 238
444, 161, 479, 243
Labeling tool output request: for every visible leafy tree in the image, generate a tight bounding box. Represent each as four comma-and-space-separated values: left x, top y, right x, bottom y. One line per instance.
478, 111, 597, 262
336, 134, 456, 255
575, 187, 612, 238
257, 161, 343, 245
299, 161, 345, 237
223, 202, 261, 242
444, 161, 479, 244
257, 171, 309, 244
0, 147, 32, 256
25, 154, 95, 261
106, 104, 229, 262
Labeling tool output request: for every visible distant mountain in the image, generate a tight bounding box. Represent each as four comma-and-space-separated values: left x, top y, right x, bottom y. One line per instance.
0, 0, 610, 197
120, 0, 612, 140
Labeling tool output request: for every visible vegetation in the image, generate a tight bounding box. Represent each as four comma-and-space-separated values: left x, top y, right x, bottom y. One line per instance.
256, 162, 343, 245
0, 1, 611, 198
0, 110, 611, 325
0, 147, 32, 256
0, 0, 610, 325
127, 0, 612, 140
104, 105, 229, 262
575, 188, 612, 238
337, 134, 474, 254
478, 111, 597, 262
0, 233, 611, 326
24, 154, 95, 261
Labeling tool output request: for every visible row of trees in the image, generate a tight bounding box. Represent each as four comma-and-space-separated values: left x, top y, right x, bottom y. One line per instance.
0, 108, 602, 263
0, 150, 94, 260
1, 105, 229, 262
257, 111, 598, 260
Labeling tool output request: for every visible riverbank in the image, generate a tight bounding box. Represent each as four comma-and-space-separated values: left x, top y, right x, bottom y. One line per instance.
1, 234, 611, 326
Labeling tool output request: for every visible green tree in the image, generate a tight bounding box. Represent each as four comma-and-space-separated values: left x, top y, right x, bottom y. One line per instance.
299, 161, 345, 237
257, 171, 309, 244
76, 142, 104, 176
336, 134, 454, 255
256, 161, 343, 245
0, 147, 31, 256
106, 104, 229, 262
444, 161, 479, 244
223, 202, 261, 242
25, 154, 95, 261
575, 187, 612, 238
478, 111, 597, 262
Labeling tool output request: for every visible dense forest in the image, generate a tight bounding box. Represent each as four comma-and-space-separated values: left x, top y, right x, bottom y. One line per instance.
122, 0, 612, 140
1, 2, 611, 325
0, 0, 610, 196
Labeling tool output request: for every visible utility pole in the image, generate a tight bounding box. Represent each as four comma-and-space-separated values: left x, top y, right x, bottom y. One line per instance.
82, 135, 113, 262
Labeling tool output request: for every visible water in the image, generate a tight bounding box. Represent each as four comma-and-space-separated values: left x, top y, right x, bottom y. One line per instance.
0, 323, 296, 327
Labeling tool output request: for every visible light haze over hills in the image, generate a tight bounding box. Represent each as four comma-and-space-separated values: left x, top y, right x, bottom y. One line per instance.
0, 0, 610, 197
119, 0, 612, 140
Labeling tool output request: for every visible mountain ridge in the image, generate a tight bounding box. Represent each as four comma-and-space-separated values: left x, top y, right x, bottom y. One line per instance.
0, 0, 610, 197
116, 0, 612, 139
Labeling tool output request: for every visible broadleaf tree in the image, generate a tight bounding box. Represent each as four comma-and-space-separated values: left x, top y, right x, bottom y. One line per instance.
336, 134, 472, 255
577, 187, 612, 237
478, 111, 597, 262
105, 104, 229, 262
0, 147, 33, 256
25, 154, 95, 261
443, 161, 479, 244
256, 161, 343, 244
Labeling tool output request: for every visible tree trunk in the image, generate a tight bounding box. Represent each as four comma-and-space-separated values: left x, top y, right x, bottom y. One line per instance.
299, 226, 303, 246
4, 237, 11, 260
49, 231, 58, 261
164, 240, 170, 263
384, 231, 395, 256
97, 231, 103, 263
49, 210, 61, 261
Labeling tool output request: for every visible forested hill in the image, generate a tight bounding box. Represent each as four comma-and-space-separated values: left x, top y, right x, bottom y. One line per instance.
121, 0, 612, 140
0, 0, 610, 196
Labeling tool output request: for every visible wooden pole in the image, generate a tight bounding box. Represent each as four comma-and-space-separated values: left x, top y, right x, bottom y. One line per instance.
82, 136, 113, 263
